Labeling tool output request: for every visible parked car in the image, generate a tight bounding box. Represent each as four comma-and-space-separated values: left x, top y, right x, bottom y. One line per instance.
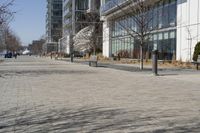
4, 52, 13, 58
73, 51, 84, 58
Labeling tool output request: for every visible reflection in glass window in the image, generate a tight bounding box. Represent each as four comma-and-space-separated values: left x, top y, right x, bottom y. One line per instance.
153, 34, 158, 50
110, 1, 177, 60
162, 5, 169, 28
164, 32, 168, 40
153, 8, 158, 29
158, 7, 163, 29
169, 2, 176, 26
76, 0, 88, 10
170, 30, 175, 39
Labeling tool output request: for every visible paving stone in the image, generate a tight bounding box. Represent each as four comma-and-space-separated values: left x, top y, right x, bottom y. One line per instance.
0, 56, 200, 132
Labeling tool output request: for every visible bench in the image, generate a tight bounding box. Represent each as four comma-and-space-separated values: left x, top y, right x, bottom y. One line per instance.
193, 55, 200, 70
89, 55, 98, 67
111, 54, 120, 61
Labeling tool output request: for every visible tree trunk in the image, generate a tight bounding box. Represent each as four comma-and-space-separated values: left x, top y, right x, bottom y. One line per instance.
140, 45, 144, 70
70, 39, 74, 62
93, 46, 96, 55
92, 39, 96, 55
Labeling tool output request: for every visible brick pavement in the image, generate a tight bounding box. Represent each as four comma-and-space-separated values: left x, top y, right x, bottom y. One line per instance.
0, 56, 200, 132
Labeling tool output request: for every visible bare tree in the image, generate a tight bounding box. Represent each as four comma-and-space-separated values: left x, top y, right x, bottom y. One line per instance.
0, 24, 7, 51
4, 27, 22, 52
107, 0, 161, 70
0, 0, 15, 25
85, 13, 102, 55
0, 0, 16, 52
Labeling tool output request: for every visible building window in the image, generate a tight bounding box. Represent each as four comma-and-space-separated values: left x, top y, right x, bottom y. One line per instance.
76, 0, 88, 10
110, 0, 177, 60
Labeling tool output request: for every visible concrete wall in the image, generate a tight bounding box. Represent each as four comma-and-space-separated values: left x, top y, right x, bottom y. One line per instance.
102, 20, 111, 57
65, 35, 70, 54
177, 0, 200, 61
60, 35, 71, 54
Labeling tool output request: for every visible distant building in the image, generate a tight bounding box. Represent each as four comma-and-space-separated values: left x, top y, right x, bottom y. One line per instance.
60, 0, 101, 54
100, 0, 200, 62
29, 39, 45, 55
45, 0, 63, 53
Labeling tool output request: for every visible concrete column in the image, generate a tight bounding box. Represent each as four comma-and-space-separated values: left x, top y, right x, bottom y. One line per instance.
177, 0, 200, 62
103, 20, 111, 57
66, 35, 70, 54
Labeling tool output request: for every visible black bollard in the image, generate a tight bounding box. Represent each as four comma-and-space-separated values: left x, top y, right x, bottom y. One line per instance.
152, 50, 158, 76
70, 40, 74, 63
70, 52, 73, 63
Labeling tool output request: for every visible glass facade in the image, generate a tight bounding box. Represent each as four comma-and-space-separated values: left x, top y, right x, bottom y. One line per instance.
101, 0, 128, 15
63, 0, 73, 35
110, 0, 177, 60
63, 0, 89, 35
75, 0, 89, 33
76, 0, 88, 10
46, 0, 62, 42
147, 30, 176, 60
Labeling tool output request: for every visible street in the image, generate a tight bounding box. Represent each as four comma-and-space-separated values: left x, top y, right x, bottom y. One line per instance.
0, 56, 200, 132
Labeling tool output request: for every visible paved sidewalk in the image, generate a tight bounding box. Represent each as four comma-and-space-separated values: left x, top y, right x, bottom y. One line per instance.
0, 56, 200, 132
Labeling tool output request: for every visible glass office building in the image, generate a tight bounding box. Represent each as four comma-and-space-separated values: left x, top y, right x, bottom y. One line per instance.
45, 0, 63, 53
46, 0, 63, 42
101, 0, 200, 61
63, 0, 89, 36
62, 0, 100, 54
102, 0, 177, 60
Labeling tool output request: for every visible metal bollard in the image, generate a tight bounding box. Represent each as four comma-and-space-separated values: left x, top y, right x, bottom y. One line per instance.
70, 52, 73, 63
152, 50, 158, 76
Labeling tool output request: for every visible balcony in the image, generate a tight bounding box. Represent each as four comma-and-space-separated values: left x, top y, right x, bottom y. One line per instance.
100, 0, 130, 15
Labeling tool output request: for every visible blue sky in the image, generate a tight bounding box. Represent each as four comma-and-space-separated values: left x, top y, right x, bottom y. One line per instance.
10, 0, 46, 46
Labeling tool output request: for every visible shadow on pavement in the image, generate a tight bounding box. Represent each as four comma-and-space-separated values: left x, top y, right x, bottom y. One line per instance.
0, 69, 96, 78
0, 105, 200, 132
158, 74, 179, 76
